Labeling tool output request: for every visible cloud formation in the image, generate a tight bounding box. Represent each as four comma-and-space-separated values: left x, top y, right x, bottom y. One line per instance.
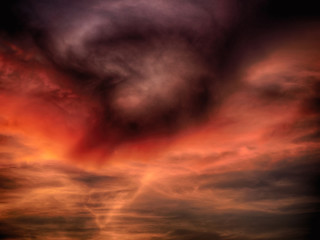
0, 1, 319, 239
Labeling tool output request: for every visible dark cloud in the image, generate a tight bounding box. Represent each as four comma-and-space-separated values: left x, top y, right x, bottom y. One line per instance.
72, 174, 121, 188
1, 0, 319, 157
0, 215, 99, 240
199, 153, 320, 200
279, 202, 320, 214
126, 193, 316, 240
0, 0, 272, 156
0, 175, 21, 191
303, 82, 320, 114
0, 222, 23, 239
295, 130, 320, 143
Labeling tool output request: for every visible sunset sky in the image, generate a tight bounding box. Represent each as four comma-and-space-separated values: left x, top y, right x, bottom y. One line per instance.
0, 1, 319, 239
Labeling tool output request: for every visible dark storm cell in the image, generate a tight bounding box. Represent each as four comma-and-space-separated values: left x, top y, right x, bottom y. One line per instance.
5, 0, 319, 152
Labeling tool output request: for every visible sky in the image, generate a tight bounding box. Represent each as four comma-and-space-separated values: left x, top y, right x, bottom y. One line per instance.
0, 1, 320, 239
